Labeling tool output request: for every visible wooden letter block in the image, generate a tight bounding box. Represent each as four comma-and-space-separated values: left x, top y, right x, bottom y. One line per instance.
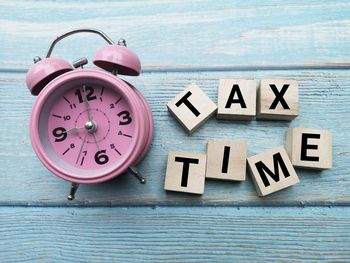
206, 140, 247, 181
167, 84, 217, 134
247, 146, 299, 196
217, 79, 256, 120
285, 127, 332, 169
164, 151, 207, 194
257, 79, 299, 120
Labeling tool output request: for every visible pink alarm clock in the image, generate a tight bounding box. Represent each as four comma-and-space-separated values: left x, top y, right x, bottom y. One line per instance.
26, 29, 153, 200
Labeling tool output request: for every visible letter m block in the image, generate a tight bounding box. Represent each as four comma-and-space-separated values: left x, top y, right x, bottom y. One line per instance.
247, 146, 299, 196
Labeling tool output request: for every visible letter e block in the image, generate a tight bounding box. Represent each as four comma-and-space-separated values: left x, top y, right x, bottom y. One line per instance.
285, 127, 332, 169
206, 140, 247, 181
247, 146, 299, 196
217, 79, 257, 120
164, 151, 207, 194
257, 79, 299, 120
167, 84, 217, 134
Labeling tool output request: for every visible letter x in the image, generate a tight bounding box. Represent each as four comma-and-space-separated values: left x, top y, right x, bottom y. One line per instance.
269, 84, 290, 110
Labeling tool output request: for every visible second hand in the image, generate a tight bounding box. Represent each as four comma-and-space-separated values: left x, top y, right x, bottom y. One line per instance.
76, 132, 88, 164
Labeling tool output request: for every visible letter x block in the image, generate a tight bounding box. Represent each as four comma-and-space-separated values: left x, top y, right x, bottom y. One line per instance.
257, 79, 299, 120
285, 127, 332, 169
247, 146, 299, 196
217, 79, 257, 120
167, 84, 217, 134
164, 151, 207, 194
206, 140, 247, 181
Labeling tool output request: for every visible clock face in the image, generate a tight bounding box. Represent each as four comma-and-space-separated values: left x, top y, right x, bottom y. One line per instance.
46, 83, 135, 171
30, 69, 153, 183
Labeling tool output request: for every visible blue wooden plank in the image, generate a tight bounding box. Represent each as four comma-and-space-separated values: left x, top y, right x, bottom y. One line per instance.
1, 0, 350, 70
0, 70, 349, 206
0, 206, 349, 262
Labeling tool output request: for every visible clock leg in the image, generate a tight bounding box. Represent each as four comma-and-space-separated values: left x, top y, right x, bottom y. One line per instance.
67, 183, 80, 200
128, 166, 146, 184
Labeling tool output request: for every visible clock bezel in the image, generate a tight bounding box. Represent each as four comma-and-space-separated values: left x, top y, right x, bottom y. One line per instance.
30, 69, 148, 184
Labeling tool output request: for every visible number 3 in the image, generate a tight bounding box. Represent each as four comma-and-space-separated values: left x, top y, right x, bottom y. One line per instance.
117, 110, 132, 125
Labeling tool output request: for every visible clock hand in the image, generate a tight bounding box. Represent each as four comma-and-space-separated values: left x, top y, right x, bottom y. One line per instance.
76, 132, 88, 164
92, 132, 100, 151
83, 85, 92, 121
64, 126, 84, 134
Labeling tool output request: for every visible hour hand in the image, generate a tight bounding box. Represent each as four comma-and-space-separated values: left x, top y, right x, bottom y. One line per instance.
64, 127, 84, 134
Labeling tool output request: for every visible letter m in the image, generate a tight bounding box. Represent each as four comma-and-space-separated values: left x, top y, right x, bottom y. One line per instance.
255, 152, 290, 187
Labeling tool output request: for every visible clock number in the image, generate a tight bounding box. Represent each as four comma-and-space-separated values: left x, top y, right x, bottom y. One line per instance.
52, 127, 67, 142
63, 115, 71, 121
75, 86, 97, 103
110, 98, 122, 109
117, 110, 132, 125
94, 150, 109, 165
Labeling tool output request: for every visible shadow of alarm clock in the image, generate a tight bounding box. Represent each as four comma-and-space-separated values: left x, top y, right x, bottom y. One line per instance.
26, 28, 153, 200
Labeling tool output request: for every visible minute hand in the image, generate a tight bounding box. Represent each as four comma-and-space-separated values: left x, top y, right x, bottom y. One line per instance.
83, 85, 92, 121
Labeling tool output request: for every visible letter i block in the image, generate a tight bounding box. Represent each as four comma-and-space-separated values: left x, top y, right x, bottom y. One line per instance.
167, 84, 217, 134
247, 146, 299, 196
217, 79, 257, 120
257, 79, 299, 120
206, 140, 247, 181
164, 151, 207, 194
285, 127, 332, 169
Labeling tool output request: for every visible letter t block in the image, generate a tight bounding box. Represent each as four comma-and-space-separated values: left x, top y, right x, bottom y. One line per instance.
167, 84, 217, 134
247, 146, 299, 196
164, 151, 207, 194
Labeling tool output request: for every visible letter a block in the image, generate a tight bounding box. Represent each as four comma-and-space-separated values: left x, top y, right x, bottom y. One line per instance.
164, 151, 207, 194
257, 79, 299, 120
206, 140, 247, 181
247, 146, 299, 196
285, 127, 332, 169
217, 79, 257, 120
167, 84, 217, 134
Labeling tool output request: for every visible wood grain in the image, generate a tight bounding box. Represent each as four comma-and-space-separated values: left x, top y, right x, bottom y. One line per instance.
0, 206, 349, 262
0, 70, 349, 206
1, 1, 350, 70
1, 1, 350, 261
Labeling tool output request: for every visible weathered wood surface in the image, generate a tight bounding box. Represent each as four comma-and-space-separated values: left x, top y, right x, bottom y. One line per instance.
1, 207, 349, 262
0, 70, 349, 206
1, 1, 350, 262
1, 1, 350, 70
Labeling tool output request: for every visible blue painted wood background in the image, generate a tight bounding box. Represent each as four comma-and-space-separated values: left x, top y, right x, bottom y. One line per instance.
0, 1, 350, 261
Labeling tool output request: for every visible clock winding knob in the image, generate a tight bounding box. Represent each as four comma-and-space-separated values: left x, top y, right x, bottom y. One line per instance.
117, 38, 127, 47
73, 57, 88, 69
33, 56, 42, 64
